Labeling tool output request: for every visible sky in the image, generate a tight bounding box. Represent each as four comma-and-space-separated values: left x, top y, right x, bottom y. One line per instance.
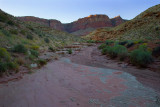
0, 0, 159, 23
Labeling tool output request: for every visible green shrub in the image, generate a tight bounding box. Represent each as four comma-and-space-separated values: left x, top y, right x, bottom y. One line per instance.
87, 40, 96, 43
7, 20, 15, 26
130, 48, 153, 67
7, 62, 19, 72
13, 44, 28, 53
101, 48, 108, 55
126, 40, 134, 48
28, 55, 36, 61
0, 12, 8, 22
152, 46, 160, 57
106, 40, 114, 45
27, 35, 33, 40
67, 49, 72, 54
118, 41, 128, 45
49, 46, 56, 52
30, 49, 39, 57
139, 44, 147, 51
107, 45, 128, 60
44, 38, 50, 43
37, 59, 47, 66
98, 43, 106, 49
0, 48, 11, 61
2, 29, 11, 36
0, 48, 19, 73
0, 62, 8, 72
20, 30, 26, 35
10, 29, 18, 35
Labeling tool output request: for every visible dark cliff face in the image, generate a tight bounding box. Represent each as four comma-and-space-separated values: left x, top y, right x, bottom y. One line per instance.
17, 15, 125, 36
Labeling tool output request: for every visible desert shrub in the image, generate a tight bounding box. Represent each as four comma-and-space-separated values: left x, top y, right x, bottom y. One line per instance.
130, 48, 153, 67
98, 43, 106, 49
87, 40, 96, 43
139, 44, 147, 51
2, 29, 11, 36
13, 44, 28, 53
106, 40, 114, 45
0, 48, 11, 61
16, 58, 25, 65
37, 59, 47, 66
0, 62, 8, 72
152, 46, 160, 57
44, 38, 50, 43
0, 12, 8, 22
27, 35, 33, 40
30, 49, 39, 57
7, 62, 19, 72
7, 20, 15, 26
126, 41, 134, 48
30, 45, 39, 50
118, 41, 128, 45
28, 55, 36, 61
0, 48, 19, 73
101, 48, 108, 55
107, 45, 128, 60
67, 49, 72, 54
20, 30, 26, 35
10, 29, 18, 35
49, 46, 56, 52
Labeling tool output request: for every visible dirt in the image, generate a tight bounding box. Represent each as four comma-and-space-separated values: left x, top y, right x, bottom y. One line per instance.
0, 45, 160, 107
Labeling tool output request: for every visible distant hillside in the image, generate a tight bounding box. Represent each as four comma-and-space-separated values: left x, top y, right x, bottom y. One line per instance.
85, 4, 160, 41
17, 15, 126, 36
0, 9, 82, 49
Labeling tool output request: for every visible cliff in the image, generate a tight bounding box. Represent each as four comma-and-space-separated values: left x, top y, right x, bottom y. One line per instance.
17, 15, 125, 36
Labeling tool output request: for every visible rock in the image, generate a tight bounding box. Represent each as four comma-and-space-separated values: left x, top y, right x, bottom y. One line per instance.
30, 64, 38, 68
121, 64, 128, 68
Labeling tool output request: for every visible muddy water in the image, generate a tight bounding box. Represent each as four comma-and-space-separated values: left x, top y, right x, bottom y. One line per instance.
0, 47, 160, 107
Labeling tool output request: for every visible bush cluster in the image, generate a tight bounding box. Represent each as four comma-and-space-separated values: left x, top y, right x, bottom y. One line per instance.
27, 35, 33, 40
67, 49, 72, 54
98, 43, 106, 49
0, 48, 19, 74
44, 38, 50, 43
107, 45, 128, 60
37, 59, 47, 67
30, 49, 39, 57
13, 44, 28, 53
130, 46, 153, 67
9, 29, 18, 35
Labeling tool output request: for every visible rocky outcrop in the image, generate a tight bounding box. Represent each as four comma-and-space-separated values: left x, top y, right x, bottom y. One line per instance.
111, 15, 125, 26
17, 15, 125, 36
17, 16, 64, 31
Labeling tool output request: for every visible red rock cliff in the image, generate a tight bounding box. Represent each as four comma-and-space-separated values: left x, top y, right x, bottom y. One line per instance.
17, 15, 125, 35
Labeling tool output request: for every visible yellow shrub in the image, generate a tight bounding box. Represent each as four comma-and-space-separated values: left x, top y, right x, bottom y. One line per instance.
30, 45, 40, 50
